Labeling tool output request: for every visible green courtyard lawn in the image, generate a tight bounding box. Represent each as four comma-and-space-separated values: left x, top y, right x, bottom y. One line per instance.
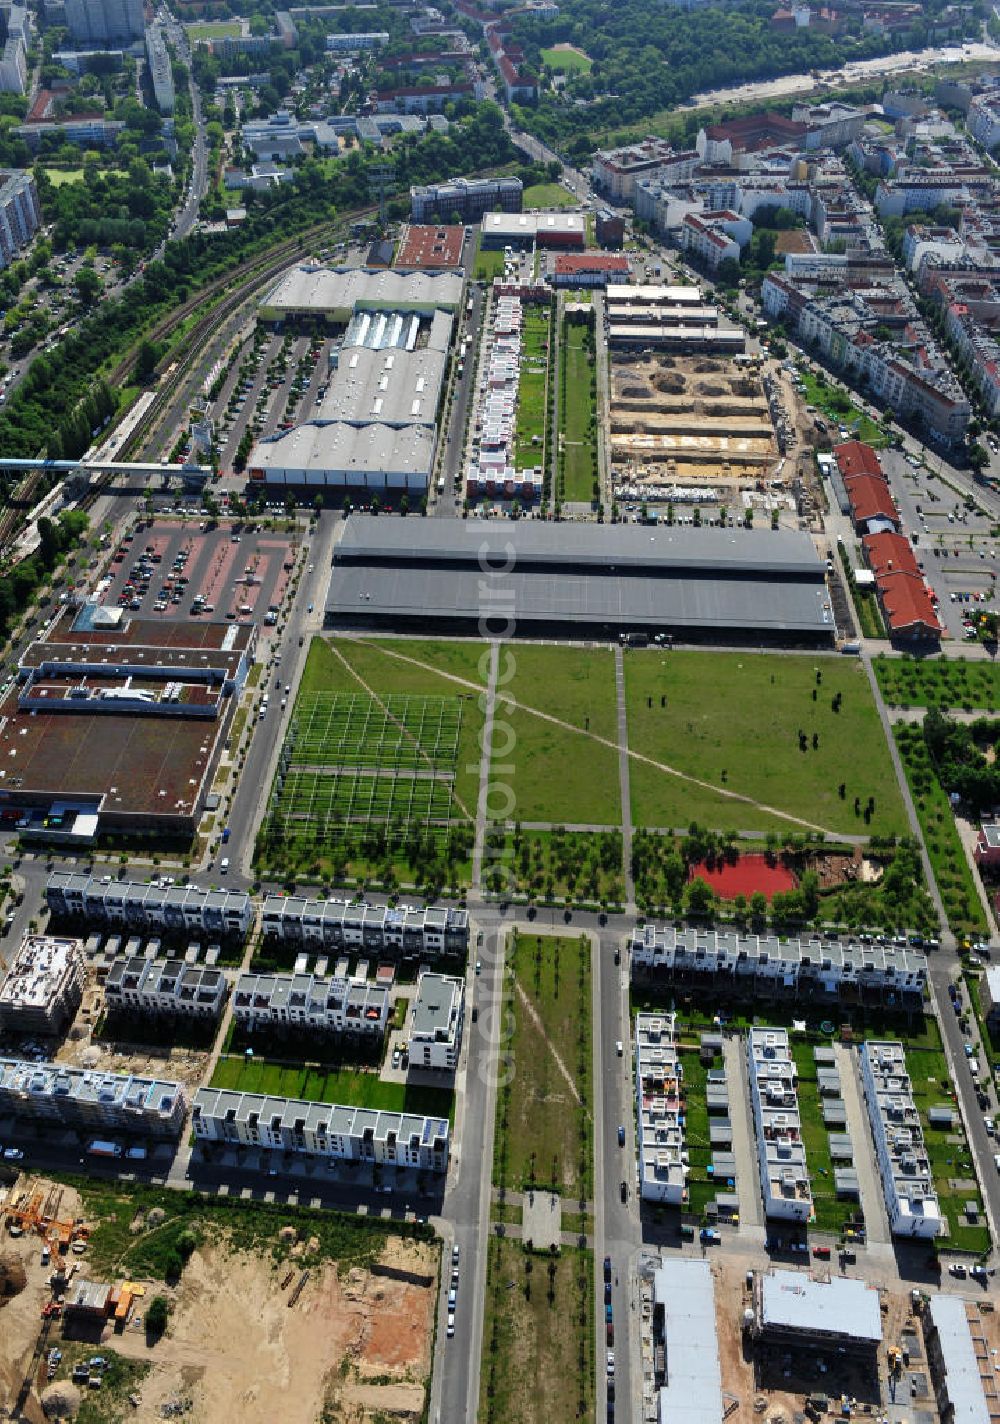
893, 723, 988, 938
676, 1046, 718, 1218
211, 1053, 455, 1123
540, 43, 592, 73
40, 168, 85, 186
474, 239, 506, 282
875, 655, 1000, 712
522, 181, 577, 208
905, 1035, 990, 1255
493, 643, 620, 824
494, 932, 593, 1197
790, 1040, 848, 1234
513, 304, 552, 471
558, 318, 598, 504
479, 1239, 594, 1424
624, 650, 907, 837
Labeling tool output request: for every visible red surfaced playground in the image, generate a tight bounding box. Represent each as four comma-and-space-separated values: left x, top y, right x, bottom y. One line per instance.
688, 854, 798, 901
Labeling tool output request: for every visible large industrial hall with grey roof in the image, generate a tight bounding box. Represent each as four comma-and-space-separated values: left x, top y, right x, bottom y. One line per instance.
324, 516, 836, 645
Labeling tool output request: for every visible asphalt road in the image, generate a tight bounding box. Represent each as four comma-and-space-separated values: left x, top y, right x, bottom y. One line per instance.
435, 284, 484, 513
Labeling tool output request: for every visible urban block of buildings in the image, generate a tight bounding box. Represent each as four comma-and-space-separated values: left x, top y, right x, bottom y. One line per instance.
0, 1058, 186, 1137
47, 873, 254, 939
192, 1087, 451, 1171
635, 1012, 688, 1204
629, 924, 927, 1007
465, 283, 545, 503
747, 1026, 812, 1222
0, 933, 85, 1035
104, 957, 228, 1021
231, 968, 390, 1041
410, 175, 522, 223
259, 892, 470, 957
605, 283, 746, 354
64, 0, 143, 44
859, 1040, 942, 1238
408, 971, 465, 1071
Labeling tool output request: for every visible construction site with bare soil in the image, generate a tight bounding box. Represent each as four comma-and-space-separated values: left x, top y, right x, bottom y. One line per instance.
0, 1174, 438, 1424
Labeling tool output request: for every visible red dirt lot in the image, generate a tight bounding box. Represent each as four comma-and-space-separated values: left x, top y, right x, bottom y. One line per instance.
688, 854, 798, 900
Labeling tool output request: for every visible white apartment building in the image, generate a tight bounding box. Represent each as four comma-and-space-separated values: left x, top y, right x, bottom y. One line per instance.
145, 24, 175, 114
592, 139, 699, 203
0, 934, 85, 1035
859, 1040, 942, 1239
192, 1087, 450, 1172
678, 211, 747, 270
0, 1058, 186, 1137
408, 972, 464, 1071
629, 924, 927, 1006
260, 893, 469, 958
325, 30, 388, 49
232, 970, 389, 1041
0, 35, 26, 94
635, 1013, 688, 1204
104, 956, 228, 1020
0, 170, 39, 268
968, 93, 1000, 151
47, 872, 254, 939
747, 1027, 812, 1222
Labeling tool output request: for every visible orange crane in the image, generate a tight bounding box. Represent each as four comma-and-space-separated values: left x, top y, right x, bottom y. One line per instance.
2, 1182, 88, 1250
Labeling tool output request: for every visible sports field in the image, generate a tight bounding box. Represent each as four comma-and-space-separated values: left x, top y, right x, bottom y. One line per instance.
186, 19, 241, 39
624, 650, 907, 836
539, 43, 592, 72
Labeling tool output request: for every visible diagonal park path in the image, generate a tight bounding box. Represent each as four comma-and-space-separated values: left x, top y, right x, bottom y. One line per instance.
342, 637, 843, 838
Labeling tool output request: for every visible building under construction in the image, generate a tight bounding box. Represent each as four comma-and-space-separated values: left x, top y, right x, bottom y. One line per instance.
750, 1269, 883, 1388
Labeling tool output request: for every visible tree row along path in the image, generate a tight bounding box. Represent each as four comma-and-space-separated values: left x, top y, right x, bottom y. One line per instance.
326, 641, 476, 822
343, 638, 839, 837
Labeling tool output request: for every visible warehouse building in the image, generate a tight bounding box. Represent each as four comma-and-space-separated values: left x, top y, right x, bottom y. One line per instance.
0, 1058, 186, 1137
924, 1295, 999, 1424
751, 1270, 882, 1361
480, 210, 586, 250
192, 1087, 450, 1171
104, 957, 228, 1021
652, 1259, 722, 1424
635, 1012, 688, 1205
629, 925, 927, 1009
859, 1040, 942, 1238
232, 969, 389, 1041
0, 934, 85, 1035
248, 421, 436, 493
260, 893, 470, 957
325, 517, 835, 646
606, 283, 746, 353
408, 971, 465, 1071
46, 873, 254, 939
747, 1027, 811, 1222
259, 267, 463, 325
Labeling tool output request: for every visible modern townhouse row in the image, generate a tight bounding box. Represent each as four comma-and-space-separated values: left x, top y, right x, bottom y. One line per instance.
260, 893, 470, 958
635, 1013, 688, 1204
47, 873, 254, 939
0, 1058, 186, 1138
859, 1040, 942, 1238
104, 957, 228, 1021
747, 1027, 812, 1222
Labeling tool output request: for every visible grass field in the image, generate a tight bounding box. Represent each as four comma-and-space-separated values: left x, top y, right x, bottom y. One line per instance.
513, 304, 552, 471
790, 1040, 848, 1233
875, 655, 1000, 711
211, 1054, 454, 1122
186, 19, 241, 39
558, 319, 597, 504
474, 240, 506, 281
479, 1239, 594, 1424
540, 43, 592, 72
494, 932, 593, 1197
905, 1034, 991, 1255
893, 723, 988, 937
676, 1045, 719, 1217
40, 167, 85, 186
800, 370, 887, 448
494, 644, 620, 824
522, 181, 578, 208
625, 650, 908, 837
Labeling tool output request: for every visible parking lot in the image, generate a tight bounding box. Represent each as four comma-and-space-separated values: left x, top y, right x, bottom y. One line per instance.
879, 449, 999, 641
103, 518, 297, 625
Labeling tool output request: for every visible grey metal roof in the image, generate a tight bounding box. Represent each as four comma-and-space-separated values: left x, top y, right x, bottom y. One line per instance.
926, 1296, 992, 1424
834, 1167, 860, 1195
822, 1100, 847, 1126
759, 1270, 882, 1342
828, 1133, 854, 1160
653, 1260, 722, 1424
315, 346, 446, 427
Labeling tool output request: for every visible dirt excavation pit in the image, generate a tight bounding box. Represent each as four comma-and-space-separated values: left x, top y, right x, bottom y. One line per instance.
118, 1237, 438, 1424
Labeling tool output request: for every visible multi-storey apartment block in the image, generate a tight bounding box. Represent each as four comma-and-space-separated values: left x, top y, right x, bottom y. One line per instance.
747, 1027, 812, 1222
260, 893, 469, 958
410, 176, 521, 223
859, 1040, 942, 1238
408, 972, 464, 1070
192, 1088, 450, 1171
47, 873, 254, 939
0, 171, 39, 268
145, 24, 175, 114
629, 925, 926, 1008
0, 1059, 186, 1137
635, 1013, 688, 1204
104, 957, 228, 1020
0, 934, 85, 1035
231, 970, 389, 1041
